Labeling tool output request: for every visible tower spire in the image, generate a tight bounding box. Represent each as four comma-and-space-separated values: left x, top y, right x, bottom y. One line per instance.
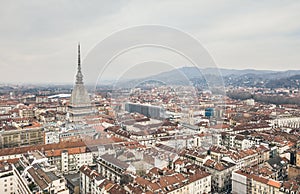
76, 43, 83, 84
78, 43, 81, 71
69, 43, 93, 122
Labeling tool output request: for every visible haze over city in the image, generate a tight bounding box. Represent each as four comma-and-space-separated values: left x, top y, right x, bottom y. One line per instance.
1, 0, 300, 83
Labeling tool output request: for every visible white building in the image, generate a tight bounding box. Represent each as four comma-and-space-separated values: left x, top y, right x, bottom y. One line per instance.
232, 170, 282, 194
80, 165, 126, 194
45, 147, 93, 174
44, 131, 60, 144
271, 116, 300, 128
0, 161, 31, 194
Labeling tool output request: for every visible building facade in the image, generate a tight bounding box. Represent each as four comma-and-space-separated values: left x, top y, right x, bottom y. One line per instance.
45, 147, 93, 174
0, 161, 31, 194
125, 102, 165, 119
0, 127, 44, 148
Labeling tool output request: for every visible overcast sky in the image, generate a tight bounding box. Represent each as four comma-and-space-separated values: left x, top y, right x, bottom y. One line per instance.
0, 0, 300, 84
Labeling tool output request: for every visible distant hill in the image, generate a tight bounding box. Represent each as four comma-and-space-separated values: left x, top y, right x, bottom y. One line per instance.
266, 74, 300, 88
114, 66, 300, 89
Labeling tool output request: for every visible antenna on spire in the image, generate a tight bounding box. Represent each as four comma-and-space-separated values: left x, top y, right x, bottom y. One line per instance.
78, 42, 81, 71
76, 43, 83, 84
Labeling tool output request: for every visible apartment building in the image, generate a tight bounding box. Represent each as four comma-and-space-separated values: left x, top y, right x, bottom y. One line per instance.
0, 160, 31, 194
0, 126, 44, 148
45, 147, 93, 174
232, 169, 282, 194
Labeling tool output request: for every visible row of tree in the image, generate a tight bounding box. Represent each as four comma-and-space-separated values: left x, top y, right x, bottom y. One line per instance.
227, 91, 300, 105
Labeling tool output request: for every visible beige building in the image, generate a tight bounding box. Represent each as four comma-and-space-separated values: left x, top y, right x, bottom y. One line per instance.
0, 126, 44, 148
296, 150, 300, 167
19, 109, 35, 118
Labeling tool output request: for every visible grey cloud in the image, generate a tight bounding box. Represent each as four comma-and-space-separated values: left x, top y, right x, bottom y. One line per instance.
0, 0, 299, 83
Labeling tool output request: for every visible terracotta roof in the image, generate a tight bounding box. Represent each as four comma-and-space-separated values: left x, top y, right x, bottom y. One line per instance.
235, 170, 281, 188
0, 141, 86, 157
79, 165, 102, 179
45, 147, 87, 157
267, 180, 281, 188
